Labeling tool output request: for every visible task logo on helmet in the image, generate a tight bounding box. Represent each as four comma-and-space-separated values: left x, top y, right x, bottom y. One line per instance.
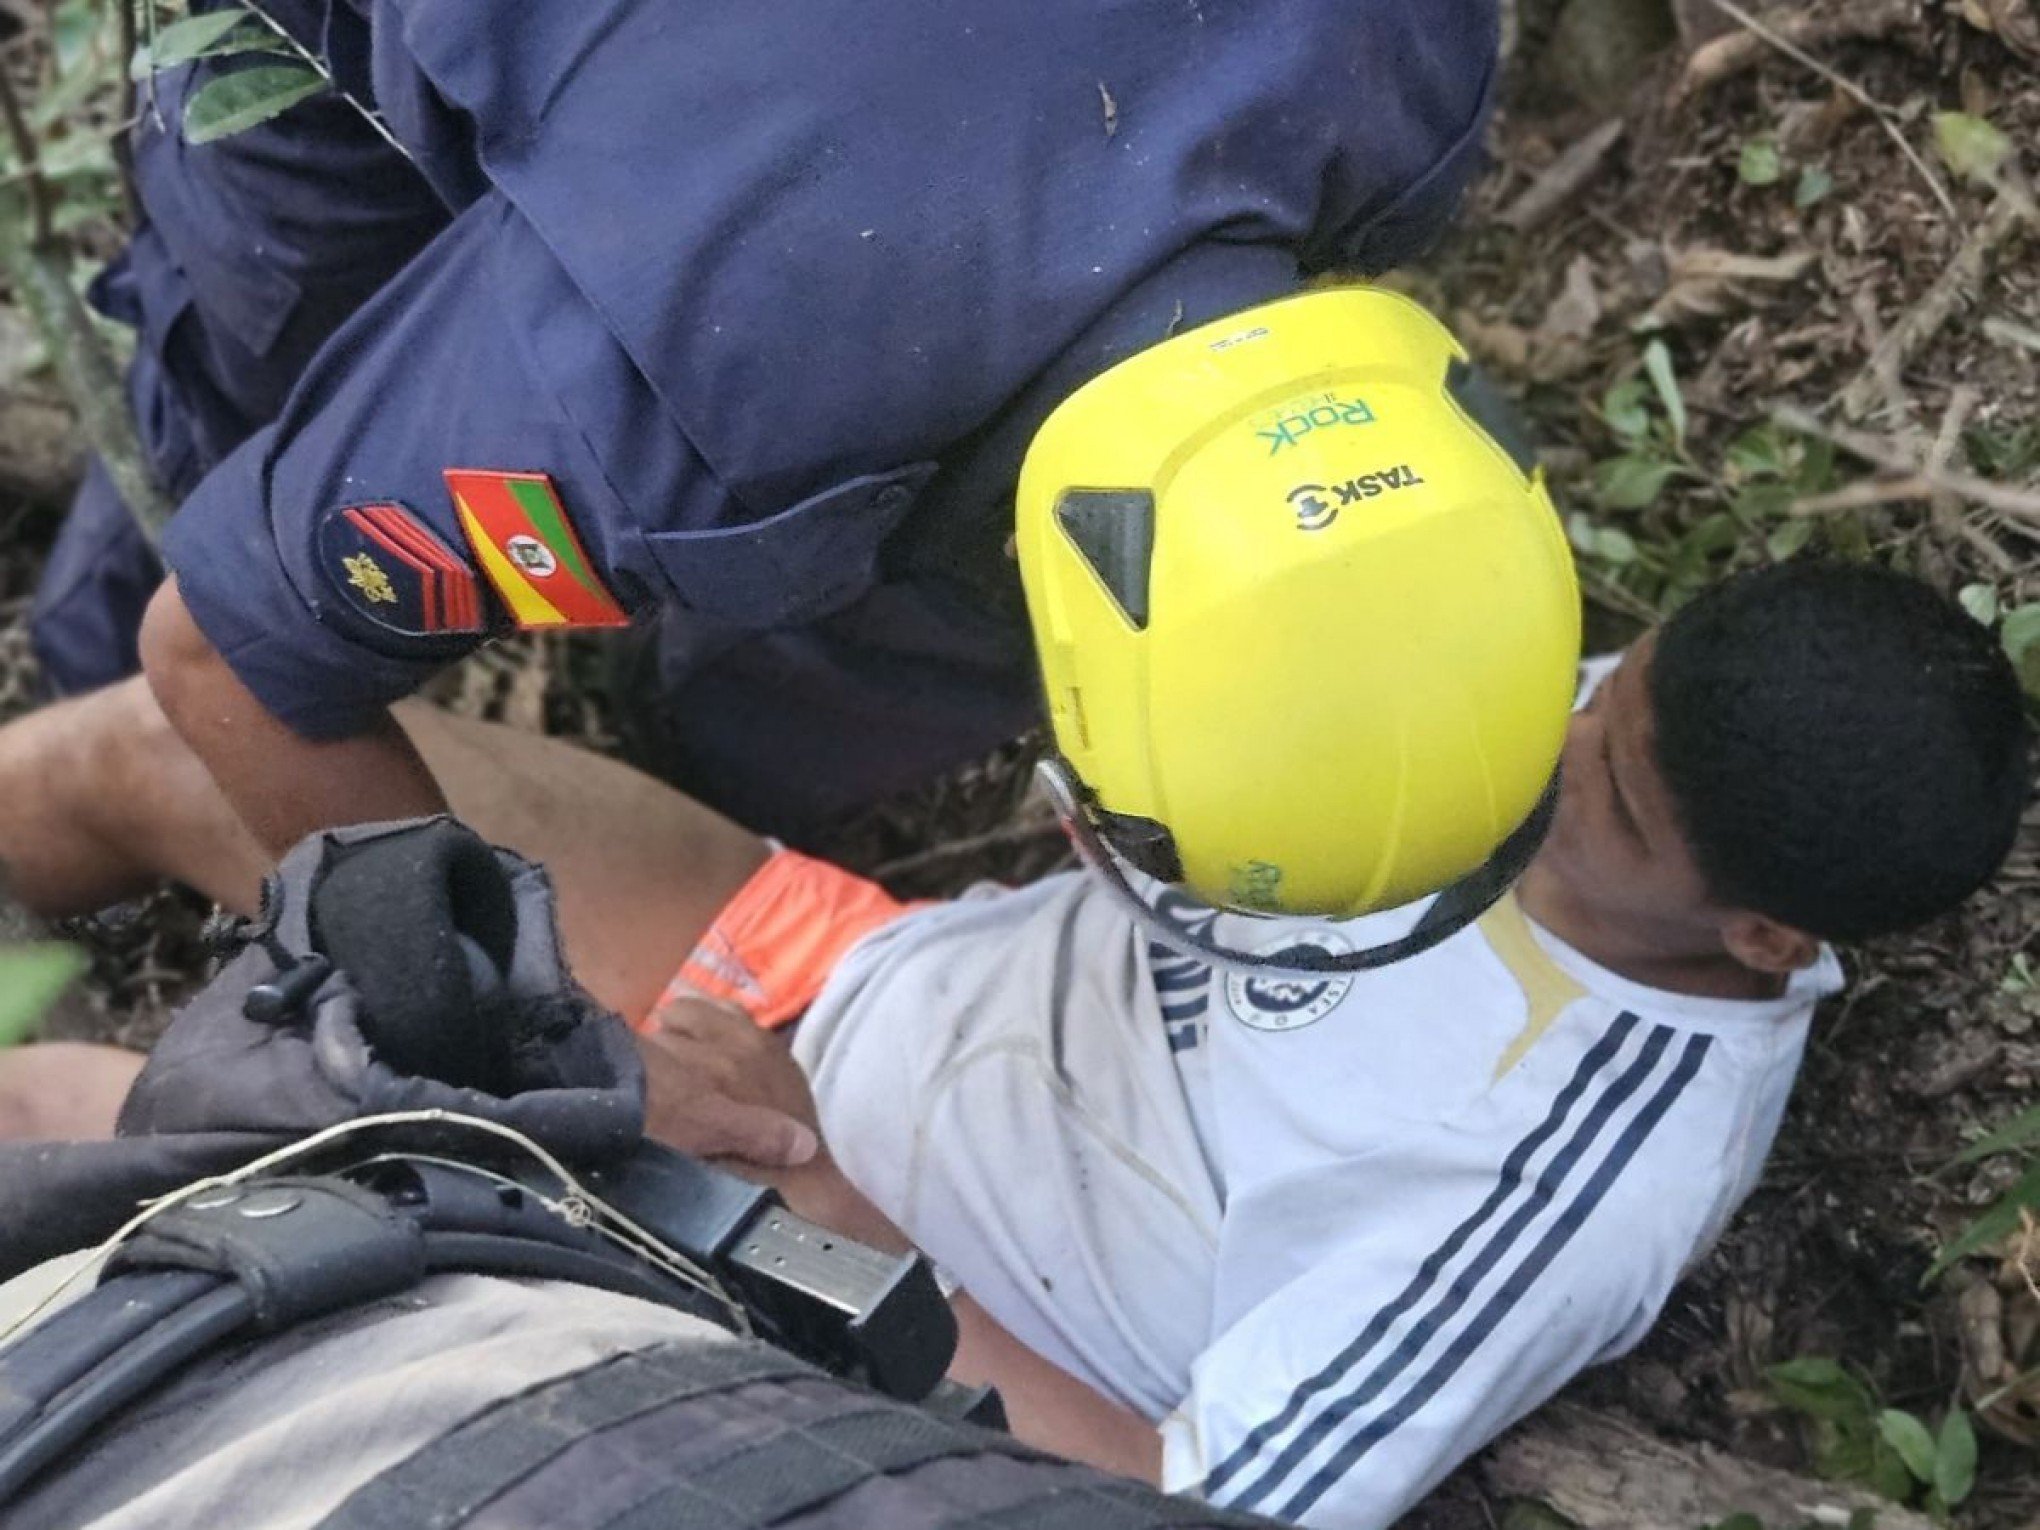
1017, 287, 1580, 970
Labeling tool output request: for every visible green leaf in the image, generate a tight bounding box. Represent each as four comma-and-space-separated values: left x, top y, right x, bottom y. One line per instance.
1668, 512, 1741, 585
1642, 340, 1687, 447
1703, 1517, 1767, 1530
1602, 379, 1652, 442
1933, 1408, 1977, 1507
1732, 482, 1795, 524
1875, 1410, 1936, 1484
1793, 434, 1839, 495
1739, 136, 1783, 186
1727, 423, 1789, 480
1864, 1437, 1915, 1504
1933, 111, 2011, 186
1596, 527, 1640, 565
1953, 1101, 2040, 1166
51, 0, 100, 77
1794, 166, 1835, 208
2002, 602, 2040, 701
1964, 421, 2040, 478
1924, 1158, 2040, 1284
1958, 583, 2000, 625
1766, 1357, 1875, 1423
182, 63, 327, 146
1594, 454, 1680, 511
1766, 517, 1815, 562
0, 943, 86, 1048
1500, 1502, 1579, 1530
130, 10, 266, 79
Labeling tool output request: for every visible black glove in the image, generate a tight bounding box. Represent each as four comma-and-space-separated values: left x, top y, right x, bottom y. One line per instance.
0, 816, 645, 1279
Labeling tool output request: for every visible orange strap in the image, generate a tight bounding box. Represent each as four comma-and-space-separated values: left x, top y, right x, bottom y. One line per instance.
643, 849, 928, 1031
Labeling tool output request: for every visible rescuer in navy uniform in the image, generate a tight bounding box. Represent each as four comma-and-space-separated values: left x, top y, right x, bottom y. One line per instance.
33, 0, 1500, 845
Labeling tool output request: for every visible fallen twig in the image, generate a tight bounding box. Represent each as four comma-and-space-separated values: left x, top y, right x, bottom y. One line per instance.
1694, 0, 1957, 221
1841, 191, 2029, 419
0, 55, 51, 246
1984, 315, 2040, 355
1777, 403, 2040, 525
1485, 1404, 1937, 1530
0, 48, 172, 541
1500, 119, 1624, 233
1677, 0, 1915, 99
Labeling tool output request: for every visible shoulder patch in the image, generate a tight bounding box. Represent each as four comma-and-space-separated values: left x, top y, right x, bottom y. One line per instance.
318, 503, 485, 637
443, 469, 630, 630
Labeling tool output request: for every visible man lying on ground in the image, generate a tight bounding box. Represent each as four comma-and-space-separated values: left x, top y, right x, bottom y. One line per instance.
1, 558, 2025, 1527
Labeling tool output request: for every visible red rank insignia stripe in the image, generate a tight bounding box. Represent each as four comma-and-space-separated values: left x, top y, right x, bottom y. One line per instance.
443, 469, 629, 630
338, 504, 483, 634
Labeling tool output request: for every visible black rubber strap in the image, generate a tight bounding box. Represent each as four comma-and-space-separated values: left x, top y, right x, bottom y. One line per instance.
318, 1341, 814, 1529
0, 1269, 217, 1444
0, 1284, 251, 1505
600, 1402, 1049, 1530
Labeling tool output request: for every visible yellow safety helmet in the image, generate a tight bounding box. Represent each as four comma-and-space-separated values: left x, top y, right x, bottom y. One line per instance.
1018, 286, 1580, 970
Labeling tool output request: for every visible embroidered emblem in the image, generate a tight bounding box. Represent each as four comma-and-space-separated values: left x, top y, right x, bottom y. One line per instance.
343, 553, 396, 605
443, 469, 629, 630
318, 503, 486, 638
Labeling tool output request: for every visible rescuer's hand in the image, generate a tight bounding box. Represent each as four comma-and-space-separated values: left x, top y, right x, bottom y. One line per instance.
638, 992, 820, 1170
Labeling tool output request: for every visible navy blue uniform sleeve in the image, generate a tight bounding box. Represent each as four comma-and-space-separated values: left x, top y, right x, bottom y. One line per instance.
161, 191, 722, 740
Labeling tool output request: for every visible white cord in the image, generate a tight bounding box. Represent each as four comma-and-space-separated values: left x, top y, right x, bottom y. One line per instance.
0, 1110, 751, 1348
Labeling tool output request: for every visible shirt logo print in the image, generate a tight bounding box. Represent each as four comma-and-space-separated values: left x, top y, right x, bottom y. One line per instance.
1225, 929, 1355, 1033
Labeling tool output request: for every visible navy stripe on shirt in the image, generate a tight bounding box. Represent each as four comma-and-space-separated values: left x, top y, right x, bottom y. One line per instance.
1222, 1018, 1679, 1510
1276, 1031, 1713, 1521
1200, 1009, 1643, 1499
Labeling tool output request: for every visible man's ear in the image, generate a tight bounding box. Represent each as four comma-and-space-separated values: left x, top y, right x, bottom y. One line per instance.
1720, 911, 1821, 975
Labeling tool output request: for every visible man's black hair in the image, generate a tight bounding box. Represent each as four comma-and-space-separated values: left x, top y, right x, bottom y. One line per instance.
1649, 559, 2031, 942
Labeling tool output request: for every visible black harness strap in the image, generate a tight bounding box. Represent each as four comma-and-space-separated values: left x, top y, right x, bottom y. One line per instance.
0, 1270, 216, 1440
0, 1282, 251, 1503
599, 1402, 1051, 1530
317, 1340, 814, 1529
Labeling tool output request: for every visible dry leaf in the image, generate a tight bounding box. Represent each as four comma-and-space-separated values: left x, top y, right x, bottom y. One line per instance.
1643, 245, 1817, 328
1453, 312, 1533, 375
1962, 0, 2040, 63
1541, 255, 1603, 342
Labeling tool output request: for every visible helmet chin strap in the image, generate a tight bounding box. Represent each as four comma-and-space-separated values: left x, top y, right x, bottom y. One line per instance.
1036, 759, 1560, 979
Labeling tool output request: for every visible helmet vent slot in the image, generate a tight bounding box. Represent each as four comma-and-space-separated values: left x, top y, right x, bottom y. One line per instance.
1055, 490, 1155, 630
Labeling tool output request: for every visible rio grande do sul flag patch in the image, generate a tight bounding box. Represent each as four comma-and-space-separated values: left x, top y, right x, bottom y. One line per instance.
444, 469, 629, 630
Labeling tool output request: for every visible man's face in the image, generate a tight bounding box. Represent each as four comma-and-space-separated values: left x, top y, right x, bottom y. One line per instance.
1533, 633, 1720, 938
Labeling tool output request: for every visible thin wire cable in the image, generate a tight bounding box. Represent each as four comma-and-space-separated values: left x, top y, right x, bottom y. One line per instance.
1, 1110, 751, 1348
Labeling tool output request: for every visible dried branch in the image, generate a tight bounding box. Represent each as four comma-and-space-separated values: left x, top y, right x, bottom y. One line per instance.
238, 0, 408, 158
1776, 404, 2040, 526
0, 56, 51, 246
0, 221, 175, 540
1695, 0, 1958, 221
1500, 118, 1624, 233
1841, 191, 2029, 419
1677, 0, 1914, 99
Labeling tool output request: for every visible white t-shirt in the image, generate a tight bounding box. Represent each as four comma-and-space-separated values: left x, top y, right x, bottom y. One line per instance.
794, 872, 1842, 1530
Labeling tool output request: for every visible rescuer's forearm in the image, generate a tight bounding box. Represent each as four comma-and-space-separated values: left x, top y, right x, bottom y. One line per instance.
139, 577, 448, 854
